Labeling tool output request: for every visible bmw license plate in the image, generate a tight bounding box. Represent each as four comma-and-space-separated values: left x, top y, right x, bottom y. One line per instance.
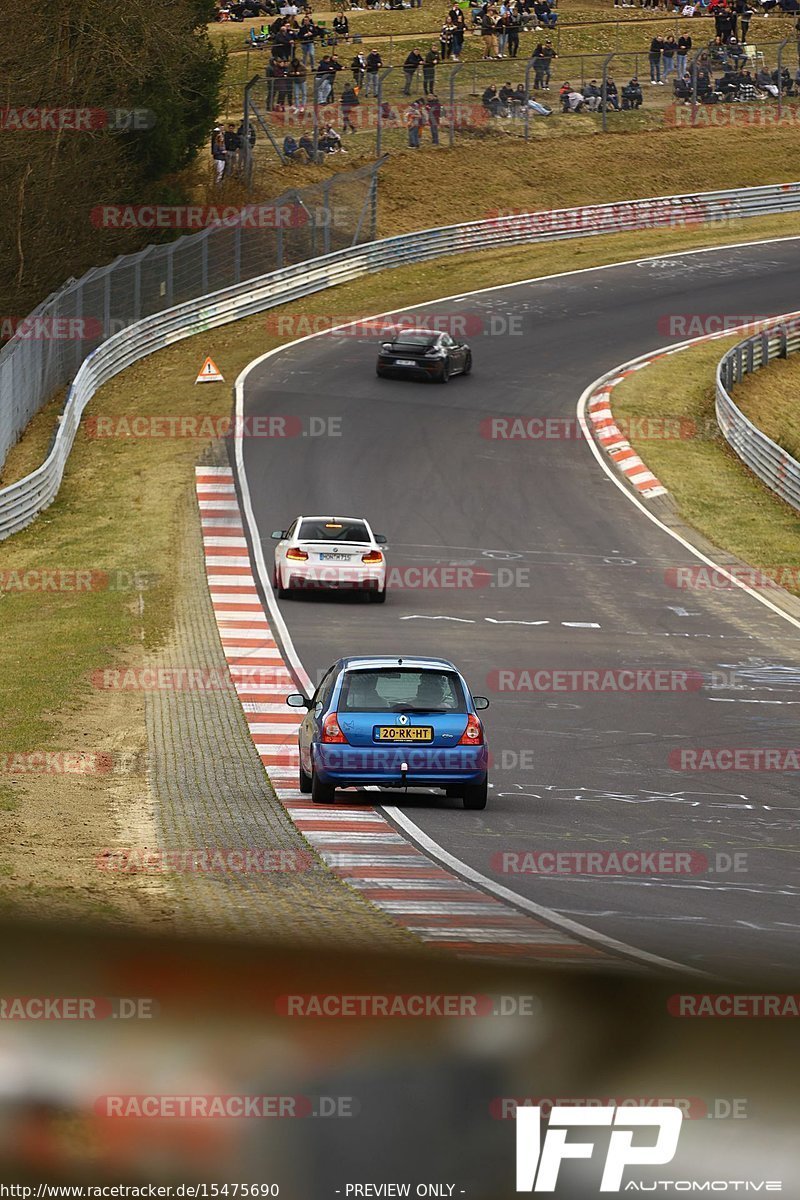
319, 553, 350, 561
375, 726, 433, 742
395, 359, 416, 367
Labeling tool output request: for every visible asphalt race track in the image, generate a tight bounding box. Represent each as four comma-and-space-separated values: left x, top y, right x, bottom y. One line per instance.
237, 238, 800, 980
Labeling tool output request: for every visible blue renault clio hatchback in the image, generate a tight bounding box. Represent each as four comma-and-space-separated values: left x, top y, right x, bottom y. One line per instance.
287, 656, 490, 809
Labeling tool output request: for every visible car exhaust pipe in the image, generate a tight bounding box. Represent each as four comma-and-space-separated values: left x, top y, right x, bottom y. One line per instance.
400, 761, 408, 790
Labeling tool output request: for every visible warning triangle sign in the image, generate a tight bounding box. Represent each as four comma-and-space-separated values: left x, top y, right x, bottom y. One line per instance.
195, 356, 224, 384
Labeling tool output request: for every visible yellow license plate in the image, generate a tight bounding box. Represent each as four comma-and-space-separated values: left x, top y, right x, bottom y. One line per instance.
375, 726, 433, 742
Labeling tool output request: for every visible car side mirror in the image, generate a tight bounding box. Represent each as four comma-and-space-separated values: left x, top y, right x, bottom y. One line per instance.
375, 534, 388, 545
271, 530, 285, 540
286, 693, 311, 708
473, 696, 490, 711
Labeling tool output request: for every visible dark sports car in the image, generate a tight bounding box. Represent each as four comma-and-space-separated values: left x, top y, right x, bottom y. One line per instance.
376, 329, 472, 383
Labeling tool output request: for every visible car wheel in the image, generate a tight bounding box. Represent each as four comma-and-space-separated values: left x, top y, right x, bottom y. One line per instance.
299, 763, 312, 793
311, 768, 336, 805
463, 351, 472, 375
274, 567, 290, 600
462, 780, 488, 810
436, 362, 450, 384
368, 586, 386, 604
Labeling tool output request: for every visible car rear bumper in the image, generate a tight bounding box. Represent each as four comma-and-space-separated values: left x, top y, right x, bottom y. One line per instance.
284, 564, 385, 591
377, 357, 444, 379
313, 744, 488, 786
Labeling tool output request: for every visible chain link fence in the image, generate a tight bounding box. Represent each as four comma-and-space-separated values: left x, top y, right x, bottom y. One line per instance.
0, 162, 383, 474
243, 35, 800, 179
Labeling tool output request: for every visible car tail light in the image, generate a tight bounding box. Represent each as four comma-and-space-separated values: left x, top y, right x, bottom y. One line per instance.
321, 713, 347, 744
458, 714, 484, 746
286, 547, 309, 561
362, 550, 383, 564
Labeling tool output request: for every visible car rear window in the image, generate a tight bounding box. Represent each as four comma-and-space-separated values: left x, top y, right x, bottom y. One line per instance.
338, 669, 467, 714
389, 332, 434, 346
298, 520, 369, 543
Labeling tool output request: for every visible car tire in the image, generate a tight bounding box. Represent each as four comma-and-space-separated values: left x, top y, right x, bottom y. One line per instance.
436, 362, 450, 384
299, 763, 312, 794
463, 351, 472, 375
274, 567, 290, 600
369, 586, 387, 604
462, 780, 488, 810
311, 768, 336, 805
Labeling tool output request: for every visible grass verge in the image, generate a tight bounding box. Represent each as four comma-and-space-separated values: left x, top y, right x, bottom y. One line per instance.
612, 335, 800, 592
734, 352, 800, 463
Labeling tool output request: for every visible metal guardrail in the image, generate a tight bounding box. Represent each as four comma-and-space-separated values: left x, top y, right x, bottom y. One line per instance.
716, 315, 800, 513
3, 178, 800, 540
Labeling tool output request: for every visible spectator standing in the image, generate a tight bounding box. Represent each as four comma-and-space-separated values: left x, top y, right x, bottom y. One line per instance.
425, 93, 441, 143
423, 46, 440, 93
275, 60, 291, 108
406, 99, 425, 145
328, 54, 344, 100
481, 11, 499, 59
538, 40, 556, 88
403, 47, 424, 94
315, 54, 334, 103
440, 20, 455, 59
676, 31, 692, 76
351, 51, 366, 87
450, 7, 465, 58
298, 17, 317, 66
507, 6, 521, 56
290, 56, 308, 108
497, 11, 509, 57
223, 122, 241, 177
649, 35, 664, 83
365, 49, 382, 95
212, 129, 227, 184
341, 82, 359, 130
662, 34, 677, 78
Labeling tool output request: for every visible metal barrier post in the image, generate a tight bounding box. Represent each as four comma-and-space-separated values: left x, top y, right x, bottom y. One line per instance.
524, 55, 536, 142
376, 67, 393, 158
448, 63, 464, 148
777, 38, 789, 119
601, 51, 614, 133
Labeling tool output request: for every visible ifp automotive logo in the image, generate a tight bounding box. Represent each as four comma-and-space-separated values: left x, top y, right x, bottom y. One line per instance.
515, 1105, 683, 1192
